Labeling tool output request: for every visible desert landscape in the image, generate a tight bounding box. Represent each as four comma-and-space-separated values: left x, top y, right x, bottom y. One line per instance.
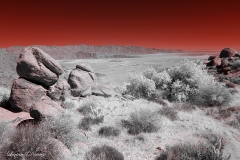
0, 45, 240, 160
1, 0, 240, 159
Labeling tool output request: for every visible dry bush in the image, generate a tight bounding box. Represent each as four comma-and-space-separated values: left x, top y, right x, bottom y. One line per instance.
126, 73, 156, 98
43, 113, 82, 149
79, 116, 104, 130
78, 97, 104, 130
192, 83, 232, 106
0, 124, 61, 160
121, 109, 160, 135
85, 145, 124, 160
133, 59, 232, 106
98, 126, 121, 137
77, 97, 102, 117
156, 142, 231, 160
173, 103, 197, 112
0, 86, 11, 110
231, 59, 240, 70
62, 98, 79, 110
158, 106, 179, 121
218, 109, 232, 119
228, 115, 240, 129
142, 67, 157, 79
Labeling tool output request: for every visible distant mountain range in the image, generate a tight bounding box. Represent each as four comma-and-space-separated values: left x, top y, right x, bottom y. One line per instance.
1, 44, 185, 59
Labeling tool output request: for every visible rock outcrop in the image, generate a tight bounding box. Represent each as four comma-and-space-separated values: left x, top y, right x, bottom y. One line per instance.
219, 48, 236, 58
68, 68, 95, 97
76, 63, 94, 72
16, 47, 64, 86
9, 78, 49, 112
0, 107, 33, 127
206, 56, 221, 66
30, 101, 64, 121
68, 64, 116, 97
8, 46, 117, 120
206, 47, 240, 88
9, 47, 67, 120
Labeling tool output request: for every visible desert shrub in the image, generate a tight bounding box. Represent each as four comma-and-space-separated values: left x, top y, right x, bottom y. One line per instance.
78, 102, 101, 117
126, 73, 156, 98
121, 109, 160, 135
43, 113, 81, 149
62, 98, 79, 110
159, 106, 179, 121
231, 76, 240, 84
0, 86, 11, 109
152, 70, 172, 89
78, 97, 104, 130
114, 83, 128, 95
98, 126, 120, 137
167, 59, 232, 105
133, 59, 231, 106
78, 97, 102, 116
192, 83, 232, 106
142, 67, 157, 79
218, 109, 231, 119
156, 142, 231, 160
228, 115, 240, 129
0, 124, 61, 160
85, 145, 124, 160
79, 116, 104, 130
173, 103, 197, 112
231, 59, 240, 70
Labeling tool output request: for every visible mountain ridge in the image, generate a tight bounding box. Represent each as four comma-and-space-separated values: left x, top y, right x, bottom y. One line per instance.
1, 44, 185, 59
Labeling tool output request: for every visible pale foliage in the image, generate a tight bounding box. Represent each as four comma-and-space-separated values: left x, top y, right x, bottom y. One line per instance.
126, 73, 156, 98
0, 86, 10, 103
126, 59, 231, 105
231, 59, 240, 70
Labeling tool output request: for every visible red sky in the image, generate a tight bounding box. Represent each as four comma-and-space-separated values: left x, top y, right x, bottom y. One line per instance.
0, 0, 240, 50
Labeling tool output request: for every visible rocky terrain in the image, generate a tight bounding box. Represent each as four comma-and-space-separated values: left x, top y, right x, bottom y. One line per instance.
0, 46, 240, 160
206, 48, 240, 88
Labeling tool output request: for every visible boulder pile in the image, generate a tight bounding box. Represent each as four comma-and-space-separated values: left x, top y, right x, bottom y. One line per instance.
9, 47, 69, 120
8, 47, 115, 120
206, 47, 240, 88
68, 63, 115, 97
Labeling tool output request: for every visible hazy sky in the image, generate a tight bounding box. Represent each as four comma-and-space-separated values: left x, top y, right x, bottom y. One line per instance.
1, 0, 240, 50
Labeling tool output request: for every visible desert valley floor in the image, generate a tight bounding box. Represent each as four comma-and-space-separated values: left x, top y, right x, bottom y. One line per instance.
58, 53, 209, 85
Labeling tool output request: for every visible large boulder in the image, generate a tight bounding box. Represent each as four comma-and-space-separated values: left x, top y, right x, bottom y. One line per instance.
206, 57, 221, 66
30, 101, 64, 121
16, 47, 64, 86
219, 48, 236, 58
76, 63, 94, 72
68, 68, 95, 97
98, 85, 116, 97
0, 107, 33, 127
47, 78, 71, 104
9, 78, 48, 112
9, 78, 64, 117
92, 85, 105, 96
